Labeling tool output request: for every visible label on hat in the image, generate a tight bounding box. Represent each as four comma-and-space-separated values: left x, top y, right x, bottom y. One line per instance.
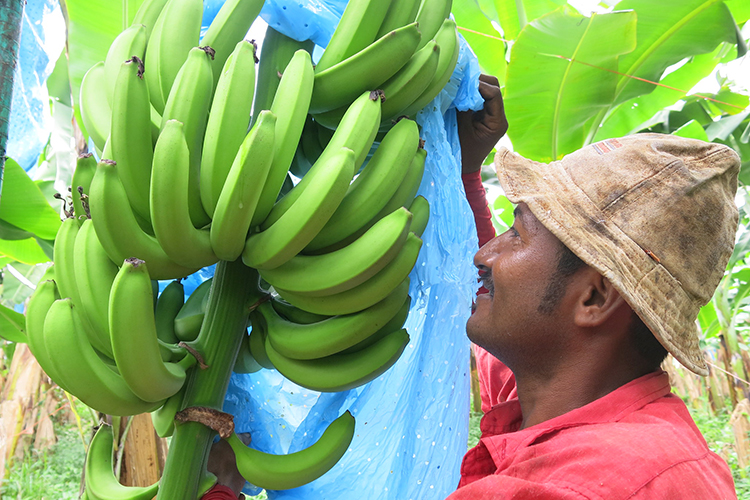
591, 138, 623, 155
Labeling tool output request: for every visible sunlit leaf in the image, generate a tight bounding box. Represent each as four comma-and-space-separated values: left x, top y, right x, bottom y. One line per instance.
504, 7, 637, 161
491, 195, 515, 232
612, 0, 737, 106
453, 0, 508, 84
492, 0, 566, 40
594, 47, 724, 140
712, 88, 750, 115
698, 300, 720, 338
706, 109, 750, 141
2, 263, 50, 308
0, 158, 61, 240
0, 238, 52, 266
0, 304, 26, 343
672, 119, 709, 140
725, 0, 750, 24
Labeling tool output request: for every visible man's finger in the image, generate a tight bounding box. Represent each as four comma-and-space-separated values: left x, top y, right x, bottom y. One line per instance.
479, 74, 500, 87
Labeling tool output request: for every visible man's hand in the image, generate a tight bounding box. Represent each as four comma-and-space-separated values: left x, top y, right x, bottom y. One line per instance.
457, 74, 508, 175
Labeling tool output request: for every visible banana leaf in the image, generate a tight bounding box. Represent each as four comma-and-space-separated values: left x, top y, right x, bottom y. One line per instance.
725, 0, 750, 24
452, 0, 508, 84
492, 0, 566, 40
0, 238, 51, 266
504, 7, 637, 162
0, 303, 26, 343
0, 158, 61, 240
594, 46, 725, 140
672, 119, 709, 141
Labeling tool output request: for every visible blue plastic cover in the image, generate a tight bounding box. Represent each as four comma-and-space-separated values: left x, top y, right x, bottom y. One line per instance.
212, 3, 484, 497
6, 0, 64, 172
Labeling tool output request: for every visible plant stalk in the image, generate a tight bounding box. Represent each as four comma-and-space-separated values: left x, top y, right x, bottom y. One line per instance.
156, 259, 261, 499
0, 0, 24, 198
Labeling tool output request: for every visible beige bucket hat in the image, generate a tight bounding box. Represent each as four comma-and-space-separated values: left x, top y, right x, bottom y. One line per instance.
494, 133, 741, 376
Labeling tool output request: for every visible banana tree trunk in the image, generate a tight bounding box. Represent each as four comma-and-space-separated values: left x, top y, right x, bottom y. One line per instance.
0, 0, 24, 198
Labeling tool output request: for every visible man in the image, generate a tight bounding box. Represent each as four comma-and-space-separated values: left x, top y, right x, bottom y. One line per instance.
450, 75, 739, 498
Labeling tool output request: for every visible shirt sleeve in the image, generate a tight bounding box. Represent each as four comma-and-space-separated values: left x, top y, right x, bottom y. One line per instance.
201, 484, 238, 500
461, 169, 496, 249
447, 475, 589, 500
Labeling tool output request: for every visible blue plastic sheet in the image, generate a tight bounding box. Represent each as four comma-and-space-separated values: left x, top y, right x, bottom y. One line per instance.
6, 0, 64, 172
215, 3, 484, 497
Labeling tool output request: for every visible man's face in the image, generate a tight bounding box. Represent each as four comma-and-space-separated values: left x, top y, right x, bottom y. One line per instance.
467, 203, 572, 368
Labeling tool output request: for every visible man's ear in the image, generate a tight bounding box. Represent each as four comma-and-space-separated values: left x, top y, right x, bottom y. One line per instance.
573, 270, 627, 328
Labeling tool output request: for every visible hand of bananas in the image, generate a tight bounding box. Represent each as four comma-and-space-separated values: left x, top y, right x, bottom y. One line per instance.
28, 0, 457, 494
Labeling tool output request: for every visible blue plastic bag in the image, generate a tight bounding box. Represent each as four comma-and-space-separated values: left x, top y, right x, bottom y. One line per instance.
6, 0, 64, 172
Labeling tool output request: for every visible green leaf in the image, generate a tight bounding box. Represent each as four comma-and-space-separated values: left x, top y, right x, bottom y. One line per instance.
0, 304, 26, 343
594, 47, 724, 140
698, 300, 720, 338
492, 0, 566, 40
725, 0, 750, 24
672, 119, 709, 140
504, 7, 637, 161
491, 195, 515, 232
0, 219, 33, 241
706, 109, 750, 141
611, 0, 737, 106
61, 0, 145, 127
2, 263, 50, 308
712, 88, 750, 115
453, 0, 509, 84
0, 238, 52, 266
0, 158, 62, 240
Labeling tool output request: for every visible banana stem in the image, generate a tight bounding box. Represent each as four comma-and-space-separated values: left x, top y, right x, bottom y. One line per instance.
156, 259, 261, 500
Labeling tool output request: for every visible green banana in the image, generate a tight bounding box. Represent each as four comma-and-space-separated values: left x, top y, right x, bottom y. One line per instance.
260, 207, 412, 296
73, 218, 118, 357
305, 118, 420, 252
85, 424, 160, 500
376, 0, 421, 38
262, 279, 410, 359
248, 321, 274, 369
234, 332, 263, 374
110, 258, 196, 403
88, 159, 198, 280
265, 328, 410, 392
211, 111, 277, 261
79, 62, 110, 153
250, 49, 315, 227
414, 0, 453, 50
43, 298, 161, 415
71, 154, 96, 221
242, 148, 355, 270
314, 0, 394, 74
226, 411, 355, 490
53, 217, 110, 356
143, 0, 202, 114
309, 22, 421, 115
408, 195, 430, 237
379, 41, 440, 124
276, 236, 421, 316
271, 297, 329, 324
110, 56, 154, 226
151, 119, 217, 268
201, 0, 265, 85
200, 40, 257, 216
401, 18, 460, 117
161, 46, 215, 229
174, 278, 212, 342
253, 27, 315, 122
103, 24, 147, 105
340, 294, 410, 354
261, 91, 383, 230
335, 147, 427, 250
25, 279, 70, 390
151, 385, 185, 438
131, 0, 169, 40
155, 279, 184, 344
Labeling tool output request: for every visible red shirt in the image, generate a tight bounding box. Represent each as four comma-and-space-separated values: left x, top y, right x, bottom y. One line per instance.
201, 484, 238, 499
448, 370, 737, 499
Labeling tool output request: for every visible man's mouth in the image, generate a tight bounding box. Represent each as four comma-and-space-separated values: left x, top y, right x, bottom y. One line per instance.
478, 272, 494, 297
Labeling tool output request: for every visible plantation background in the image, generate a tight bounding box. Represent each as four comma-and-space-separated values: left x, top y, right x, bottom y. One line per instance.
1, 0, 750, 498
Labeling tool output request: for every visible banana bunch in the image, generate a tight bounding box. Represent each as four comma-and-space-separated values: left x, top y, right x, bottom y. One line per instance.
25, 218, 197, 416
309, 0, 459, 128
